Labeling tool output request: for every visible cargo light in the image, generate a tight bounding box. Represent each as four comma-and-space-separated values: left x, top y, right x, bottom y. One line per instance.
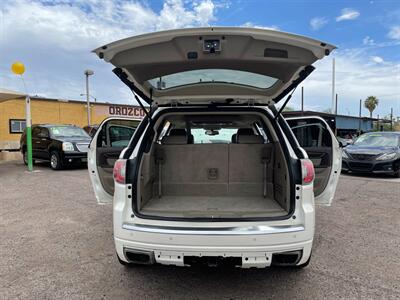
113, 159, 127, 184
301, 159, 315, 185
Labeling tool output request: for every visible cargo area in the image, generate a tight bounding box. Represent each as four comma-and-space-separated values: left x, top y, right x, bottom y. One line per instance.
136, 113, 291, 218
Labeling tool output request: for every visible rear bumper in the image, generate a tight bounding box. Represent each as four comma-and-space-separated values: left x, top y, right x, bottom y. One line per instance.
114, 223, 313, 268
342, 158, 399, 174
115, 236, 313, 268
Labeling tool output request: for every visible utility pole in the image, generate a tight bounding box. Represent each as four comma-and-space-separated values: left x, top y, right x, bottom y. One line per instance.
358, 99, 362, 135
390, 107, 393, 131
331, 58, 335, 114
377, 114, 379, 131
335, 93, 338, 115
301, 86, 304, 113
84, 69, 94, 126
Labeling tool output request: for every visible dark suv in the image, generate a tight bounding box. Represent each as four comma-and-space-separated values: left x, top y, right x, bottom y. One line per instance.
20, 124, 91, 170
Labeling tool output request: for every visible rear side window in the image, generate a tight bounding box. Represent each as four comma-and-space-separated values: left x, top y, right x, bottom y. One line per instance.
288, 121, 332, 147
97, 120, 139, 148
32, 127, 41, 138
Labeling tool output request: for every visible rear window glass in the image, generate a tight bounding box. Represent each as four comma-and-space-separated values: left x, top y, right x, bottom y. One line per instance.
192, 128, 237, 144
148, 69, 278, 90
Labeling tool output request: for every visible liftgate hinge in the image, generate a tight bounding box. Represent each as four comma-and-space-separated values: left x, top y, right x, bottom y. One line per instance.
247, 99, 255, 107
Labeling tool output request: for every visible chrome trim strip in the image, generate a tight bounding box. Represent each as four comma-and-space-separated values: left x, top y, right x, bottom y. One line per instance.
122, 223, 304, 236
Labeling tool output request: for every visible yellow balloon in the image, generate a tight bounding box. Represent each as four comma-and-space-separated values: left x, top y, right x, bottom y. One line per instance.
11, 62, 25, 75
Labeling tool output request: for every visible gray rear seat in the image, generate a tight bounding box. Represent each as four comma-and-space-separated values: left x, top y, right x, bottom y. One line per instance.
154, 129, 274, 198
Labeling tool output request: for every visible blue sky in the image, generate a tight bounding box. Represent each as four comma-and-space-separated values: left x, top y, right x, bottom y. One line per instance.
0, 0, 399, 118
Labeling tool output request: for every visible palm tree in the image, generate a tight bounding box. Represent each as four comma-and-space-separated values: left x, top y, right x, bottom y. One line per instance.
364, 96, 379, 118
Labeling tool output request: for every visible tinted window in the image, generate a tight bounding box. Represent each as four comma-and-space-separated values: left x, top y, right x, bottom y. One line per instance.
109, 125, 135, 147
32, 127, 41, 138
38, 128, 50, 138
97, 120, 139, 147
148, 69, 278, 90
289, 121, 332, 147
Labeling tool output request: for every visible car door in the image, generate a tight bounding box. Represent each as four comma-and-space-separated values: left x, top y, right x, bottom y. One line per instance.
88, 117, 140, 204
37, 127, 51, 160
31, 126, 42, 159
286, 116, 342, 205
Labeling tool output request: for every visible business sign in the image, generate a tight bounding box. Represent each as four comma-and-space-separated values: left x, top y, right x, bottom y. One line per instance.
95, 105, 146, 119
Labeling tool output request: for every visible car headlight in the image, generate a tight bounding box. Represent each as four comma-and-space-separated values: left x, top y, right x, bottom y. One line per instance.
62, 142, 74, 151
376, 152, 397, 161
342, 150, 349, 159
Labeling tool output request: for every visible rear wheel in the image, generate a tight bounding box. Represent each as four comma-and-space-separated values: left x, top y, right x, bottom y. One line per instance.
50, 151, 63, 170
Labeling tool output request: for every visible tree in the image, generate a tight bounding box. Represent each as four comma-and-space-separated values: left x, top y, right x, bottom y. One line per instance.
364, 96, 379, 118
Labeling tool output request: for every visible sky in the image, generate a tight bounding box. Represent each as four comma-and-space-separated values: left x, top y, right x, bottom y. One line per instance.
0, 0, 399, 118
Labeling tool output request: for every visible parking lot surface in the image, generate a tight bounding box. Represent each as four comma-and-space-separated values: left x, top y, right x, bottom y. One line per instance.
1, 161, 400, 299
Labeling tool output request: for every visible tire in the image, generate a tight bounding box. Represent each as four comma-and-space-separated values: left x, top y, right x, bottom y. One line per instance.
50, 151, 63, 170
23, 149, 35, 166
394, 170, 400, 178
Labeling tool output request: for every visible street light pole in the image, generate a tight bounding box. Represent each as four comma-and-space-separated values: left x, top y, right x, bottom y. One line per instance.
84, 69, 94, 126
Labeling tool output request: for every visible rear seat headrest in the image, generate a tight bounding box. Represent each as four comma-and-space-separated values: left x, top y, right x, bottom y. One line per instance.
237, 135, 264, 144
169, 128, 187, 136
162, 128, 188, 145
236, 128, 264, 144
237, 128, 255, 136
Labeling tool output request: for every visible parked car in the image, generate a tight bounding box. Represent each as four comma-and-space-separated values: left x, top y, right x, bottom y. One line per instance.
342, 132, 400, 177
83, 124, 99, 137
337, 136, 353, 147
20, 124, 91, 170
88, 27, 341, 268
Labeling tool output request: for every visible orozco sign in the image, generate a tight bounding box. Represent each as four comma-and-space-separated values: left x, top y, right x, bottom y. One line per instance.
95, 105, 146, 119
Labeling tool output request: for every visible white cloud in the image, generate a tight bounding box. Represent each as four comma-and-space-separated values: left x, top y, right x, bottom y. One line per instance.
241, 22, 279, 31
370, 56, 384, 64
0, 0, 218, 51
362, 36, 375, 45
387, 26, 400, 40
310, 17, 328, 30
336, 8, 360, 22
292, 49, 399, 116
0, 0, 219, 102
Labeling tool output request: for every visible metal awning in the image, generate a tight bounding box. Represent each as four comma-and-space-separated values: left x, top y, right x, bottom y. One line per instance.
0, 88, 26, 102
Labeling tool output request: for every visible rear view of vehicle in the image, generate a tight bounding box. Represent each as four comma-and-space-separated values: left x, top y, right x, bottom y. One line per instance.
88, 27, 341, 268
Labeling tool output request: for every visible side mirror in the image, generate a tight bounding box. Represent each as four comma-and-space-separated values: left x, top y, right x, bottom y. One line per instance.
338, 141, 344, 148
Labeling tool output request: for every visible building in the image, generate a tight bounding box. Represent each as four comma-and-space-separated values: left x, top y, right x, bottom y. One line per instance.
0, 92, 145, 150
282, 110, 377, 137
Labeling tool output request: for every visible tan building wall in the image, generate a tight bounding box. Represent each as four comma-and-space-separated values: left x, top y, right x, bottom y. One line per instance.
0, 97, 145, 150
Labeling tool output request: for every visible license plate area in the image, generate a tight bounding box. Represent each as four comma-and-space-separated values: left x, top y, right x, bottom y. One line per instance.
154, 250, 272, 268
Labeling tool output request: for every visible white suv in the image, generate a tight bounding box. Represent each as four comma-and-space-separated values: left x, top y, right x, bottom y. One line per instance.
88, 27, 341, 268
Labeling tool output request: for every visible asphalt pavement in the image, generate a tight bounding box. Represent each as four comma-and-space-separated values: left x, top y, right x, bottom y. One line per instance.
1, 161, 399, 299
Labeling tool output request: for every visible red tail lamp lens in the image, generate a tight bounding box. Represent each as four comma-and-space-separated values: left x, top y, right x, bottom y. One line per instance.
113, 159, 126, 184
301, 159, 315, 185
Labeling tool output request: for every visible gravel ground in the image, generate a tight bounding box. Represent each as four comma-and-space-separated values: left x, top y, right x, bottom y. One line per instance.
1, 161, 399, 299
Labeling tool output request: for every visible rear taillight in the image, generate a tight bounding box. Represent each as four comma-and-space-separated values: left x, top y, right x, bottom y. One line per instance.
301, 159, 315, 185
113, 159, 127, 184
